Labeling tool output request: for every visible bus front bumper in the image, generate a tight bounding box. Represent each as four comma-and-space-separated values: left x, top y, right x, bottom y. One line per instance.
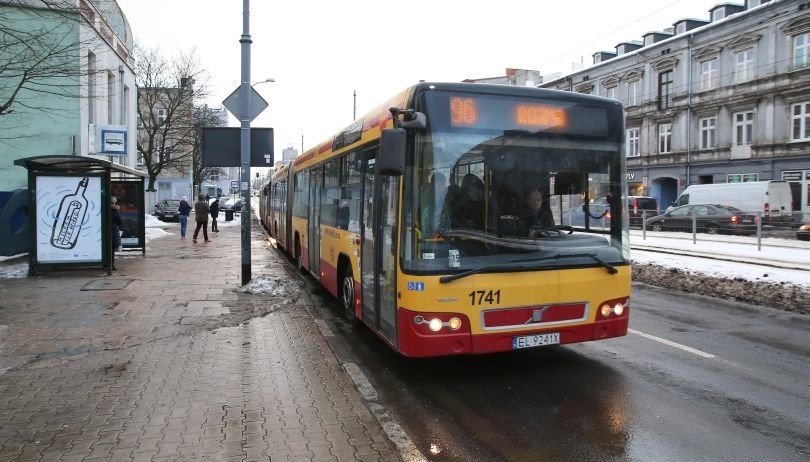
397, 308, 629, 357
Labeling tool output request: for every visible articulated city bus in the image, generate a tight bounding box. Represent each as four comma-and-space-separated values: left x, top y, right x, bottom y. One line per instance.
261, 82, 630, 357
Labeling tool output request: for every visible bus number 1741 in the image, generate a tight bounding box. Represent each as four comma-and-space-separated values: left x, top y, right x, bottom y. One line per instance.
469, 290, 501, 306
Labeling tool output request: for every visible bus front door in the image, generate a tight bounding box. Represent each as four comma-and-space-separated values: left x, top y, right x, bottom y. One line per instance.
361, 154, 399, 344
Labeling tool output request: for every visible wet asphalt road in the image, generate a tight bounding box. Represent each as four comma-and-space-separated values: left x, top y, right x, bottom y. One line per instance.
305, 276, 810, 462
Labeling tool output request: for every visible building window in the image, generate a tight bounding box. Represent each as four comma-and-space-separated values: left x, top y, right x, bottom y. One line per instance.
792, 102, 810, 141
107, 71, 115, 124
700, 117, 717, 149
658, 123, 672, 153
733, 111, 753, 146
699, 59, 718, 90
123, 85, 129, 126
658, 70, 673, 109
794, 33, 810, 69
87, 52, 96, 124
157, 108, 167, 125
627, 80, 640, 106
605, 86, 616, 100
626, 128, 640, 157
734, 49, 754, 82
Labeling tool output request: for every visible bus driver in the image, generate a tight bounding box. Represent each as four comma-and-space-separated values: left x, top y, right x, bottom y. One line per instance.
522, 189, 557, 235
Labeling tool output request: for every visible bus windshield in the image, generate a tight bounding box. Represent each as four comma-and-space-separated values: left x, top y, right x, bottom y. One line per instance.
402, 90, 628, 274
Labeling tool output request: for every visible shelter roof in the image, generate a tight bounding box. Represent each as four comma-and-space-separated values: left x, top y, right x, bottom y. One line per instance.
13, 155, 146, 178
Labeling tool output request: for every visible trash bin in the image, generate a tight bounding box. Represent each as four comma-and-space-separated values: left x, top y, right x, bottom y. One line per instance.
225, 209, 234, 221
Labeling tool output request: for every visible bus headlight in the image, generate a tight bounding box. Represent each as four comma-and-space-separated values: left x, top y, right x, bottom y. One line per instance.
613, 303, 624, 316
600, 304, 612, 317
412, 312, 470, 333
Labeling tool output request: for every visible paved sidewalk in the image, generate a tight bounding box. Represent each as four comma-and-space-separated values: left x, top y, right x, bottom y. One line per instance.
0, 215, 400, 461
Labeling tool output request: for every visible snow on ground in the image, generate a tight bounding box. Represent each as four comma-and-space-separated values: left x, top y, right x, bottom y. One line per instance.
630, 230, 810, 290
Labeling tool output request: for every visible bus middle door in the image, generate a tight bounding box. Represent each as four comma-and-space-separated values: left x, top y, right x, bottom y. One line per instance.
308, 168, 321, 277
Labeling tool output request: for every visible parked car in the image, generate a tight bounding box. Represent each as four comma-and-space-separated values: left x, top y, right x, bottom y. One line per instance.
220, 197, 243, 212
154, 199, 181, 222
797, 224, 810, 241
644, 204, 758, 235
564, 196, 658, 229
626, 196, 658, 227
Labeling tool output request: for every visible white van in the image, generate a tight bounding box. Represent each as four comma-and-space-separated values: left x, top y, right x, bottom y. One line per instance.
671, 181, 793, 224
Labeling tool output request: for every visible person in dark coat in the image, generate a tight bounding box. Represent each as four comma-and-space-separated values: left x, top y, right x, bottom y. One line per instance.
111, 196, 123, 270
210, 198, 220, 233
192, 193, 210, 243
521, 189, 557, 236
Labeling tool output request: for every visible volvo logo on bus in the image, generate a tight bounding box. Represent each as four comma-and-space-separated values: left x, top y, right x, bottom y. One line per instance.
530, 307, 550, 323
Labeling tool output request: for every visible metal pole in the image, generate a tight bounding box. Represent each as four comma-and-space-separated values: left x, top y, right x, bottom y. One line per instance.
239, 0, 252, 285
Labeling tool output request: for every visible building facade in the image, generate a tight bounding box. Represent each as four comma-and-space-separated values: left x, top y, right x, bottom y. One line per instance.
0, 0, 136, 255
540, 0, 810, 218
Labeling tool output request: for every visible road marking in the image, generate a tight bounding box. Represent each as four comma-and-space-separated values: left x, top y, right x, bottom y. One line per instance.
343, 362, 427, 462
629, 328, 716, 359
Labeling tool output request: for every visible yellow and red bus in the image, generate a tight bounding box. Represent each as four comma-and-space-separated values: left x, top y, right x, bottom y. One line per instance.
260, 82, 630, 357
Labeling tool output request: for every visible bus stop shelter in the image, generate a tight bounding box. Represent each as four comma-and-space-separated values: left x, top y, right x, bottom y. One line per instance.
14, 155, 147, 276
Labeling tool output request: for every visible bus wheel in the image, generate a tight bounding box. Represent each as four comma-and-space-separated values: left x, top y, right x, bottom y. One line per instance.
340, 266, 358, 324
294, 239, 304, 273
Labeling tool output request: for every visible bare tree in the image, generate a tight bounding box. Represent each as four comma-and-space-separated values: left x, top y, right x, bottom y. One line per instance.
189, 104, 227, 194
135, 45, 208, 191
0, 1, 97, 136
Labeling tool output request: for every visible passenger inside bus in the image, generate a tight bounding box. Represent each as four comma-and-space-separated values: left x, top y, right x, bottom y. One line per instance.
450, 173, 485, 230
420, 171, 449, 237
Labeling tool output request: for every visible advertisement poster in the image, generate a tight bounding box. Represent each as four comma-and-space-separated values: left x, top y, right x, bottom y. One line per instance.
36, 176, 103, 263
111, 180, 142, 247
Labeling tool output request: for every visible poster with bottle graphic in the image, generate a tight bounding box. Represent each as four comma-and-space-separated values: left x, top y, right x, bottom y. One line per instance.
36, 175, 103, 263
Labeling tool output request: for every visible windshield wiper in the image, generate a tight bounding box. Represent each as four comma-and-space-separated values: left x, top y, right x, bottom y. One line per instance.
510, 253, 618, 274
439, 264, 518, 284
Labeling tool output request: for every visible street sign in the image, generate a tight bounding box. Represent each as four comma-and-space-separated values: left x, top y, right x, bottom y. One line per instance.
223, 86, 268, 122
230, 180, 239, 190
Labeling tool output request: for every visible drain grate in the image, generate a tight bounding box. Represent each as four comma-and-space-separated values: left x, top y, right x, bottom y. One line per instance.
82, 279, 133, 290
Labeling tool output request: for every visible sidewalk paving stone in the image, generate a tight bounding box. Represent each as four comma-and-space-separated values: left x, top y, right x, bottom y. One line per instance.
0, 215, 401, 461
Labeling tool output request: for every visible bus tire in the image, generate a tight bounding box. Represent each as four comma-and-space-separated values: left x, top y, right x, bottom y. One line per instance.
339, 264, 358, 324
294, 236, 304, 273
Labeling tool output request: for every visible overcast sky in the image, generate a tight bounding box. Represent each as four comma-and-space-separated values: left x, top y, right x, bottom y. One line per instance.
115, 0, 723, 163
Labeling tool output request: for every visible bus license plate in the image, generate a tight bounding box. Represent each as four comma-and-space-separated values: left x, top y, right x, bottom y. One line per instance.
513, 333, 560, 349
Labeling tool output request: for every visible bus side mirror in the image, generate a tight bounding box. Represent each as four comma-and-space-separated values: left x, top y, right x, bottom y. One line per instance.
379, 128, 405, 176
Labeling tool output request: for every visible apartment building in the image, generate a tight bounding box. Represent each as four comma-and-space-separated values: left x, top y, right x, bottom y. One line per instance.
0, 0, 136, 256
540, 0, 810, 216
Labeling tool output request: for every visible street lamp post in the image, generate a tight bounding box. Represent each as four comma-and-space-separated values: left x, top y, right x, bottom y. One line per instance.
239, 0, 252, 285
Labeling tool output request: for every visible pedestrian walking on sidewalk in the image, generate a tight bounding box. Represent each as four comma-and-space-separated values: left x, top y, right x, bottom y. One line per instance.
178, 196, 192, 240
110, 196, 123, 270
210, 198, 220, 233
192, 193, 210, 243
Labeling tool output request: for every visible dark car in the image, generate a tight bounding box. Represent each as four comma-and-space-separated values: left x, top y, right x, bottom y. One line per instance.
154, 199, 181, 222
220, 197, 243, 212
627, 196, 658, 227
644, 204, 758, 235
797, 224, 810, 241
566, 196, 658, 229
